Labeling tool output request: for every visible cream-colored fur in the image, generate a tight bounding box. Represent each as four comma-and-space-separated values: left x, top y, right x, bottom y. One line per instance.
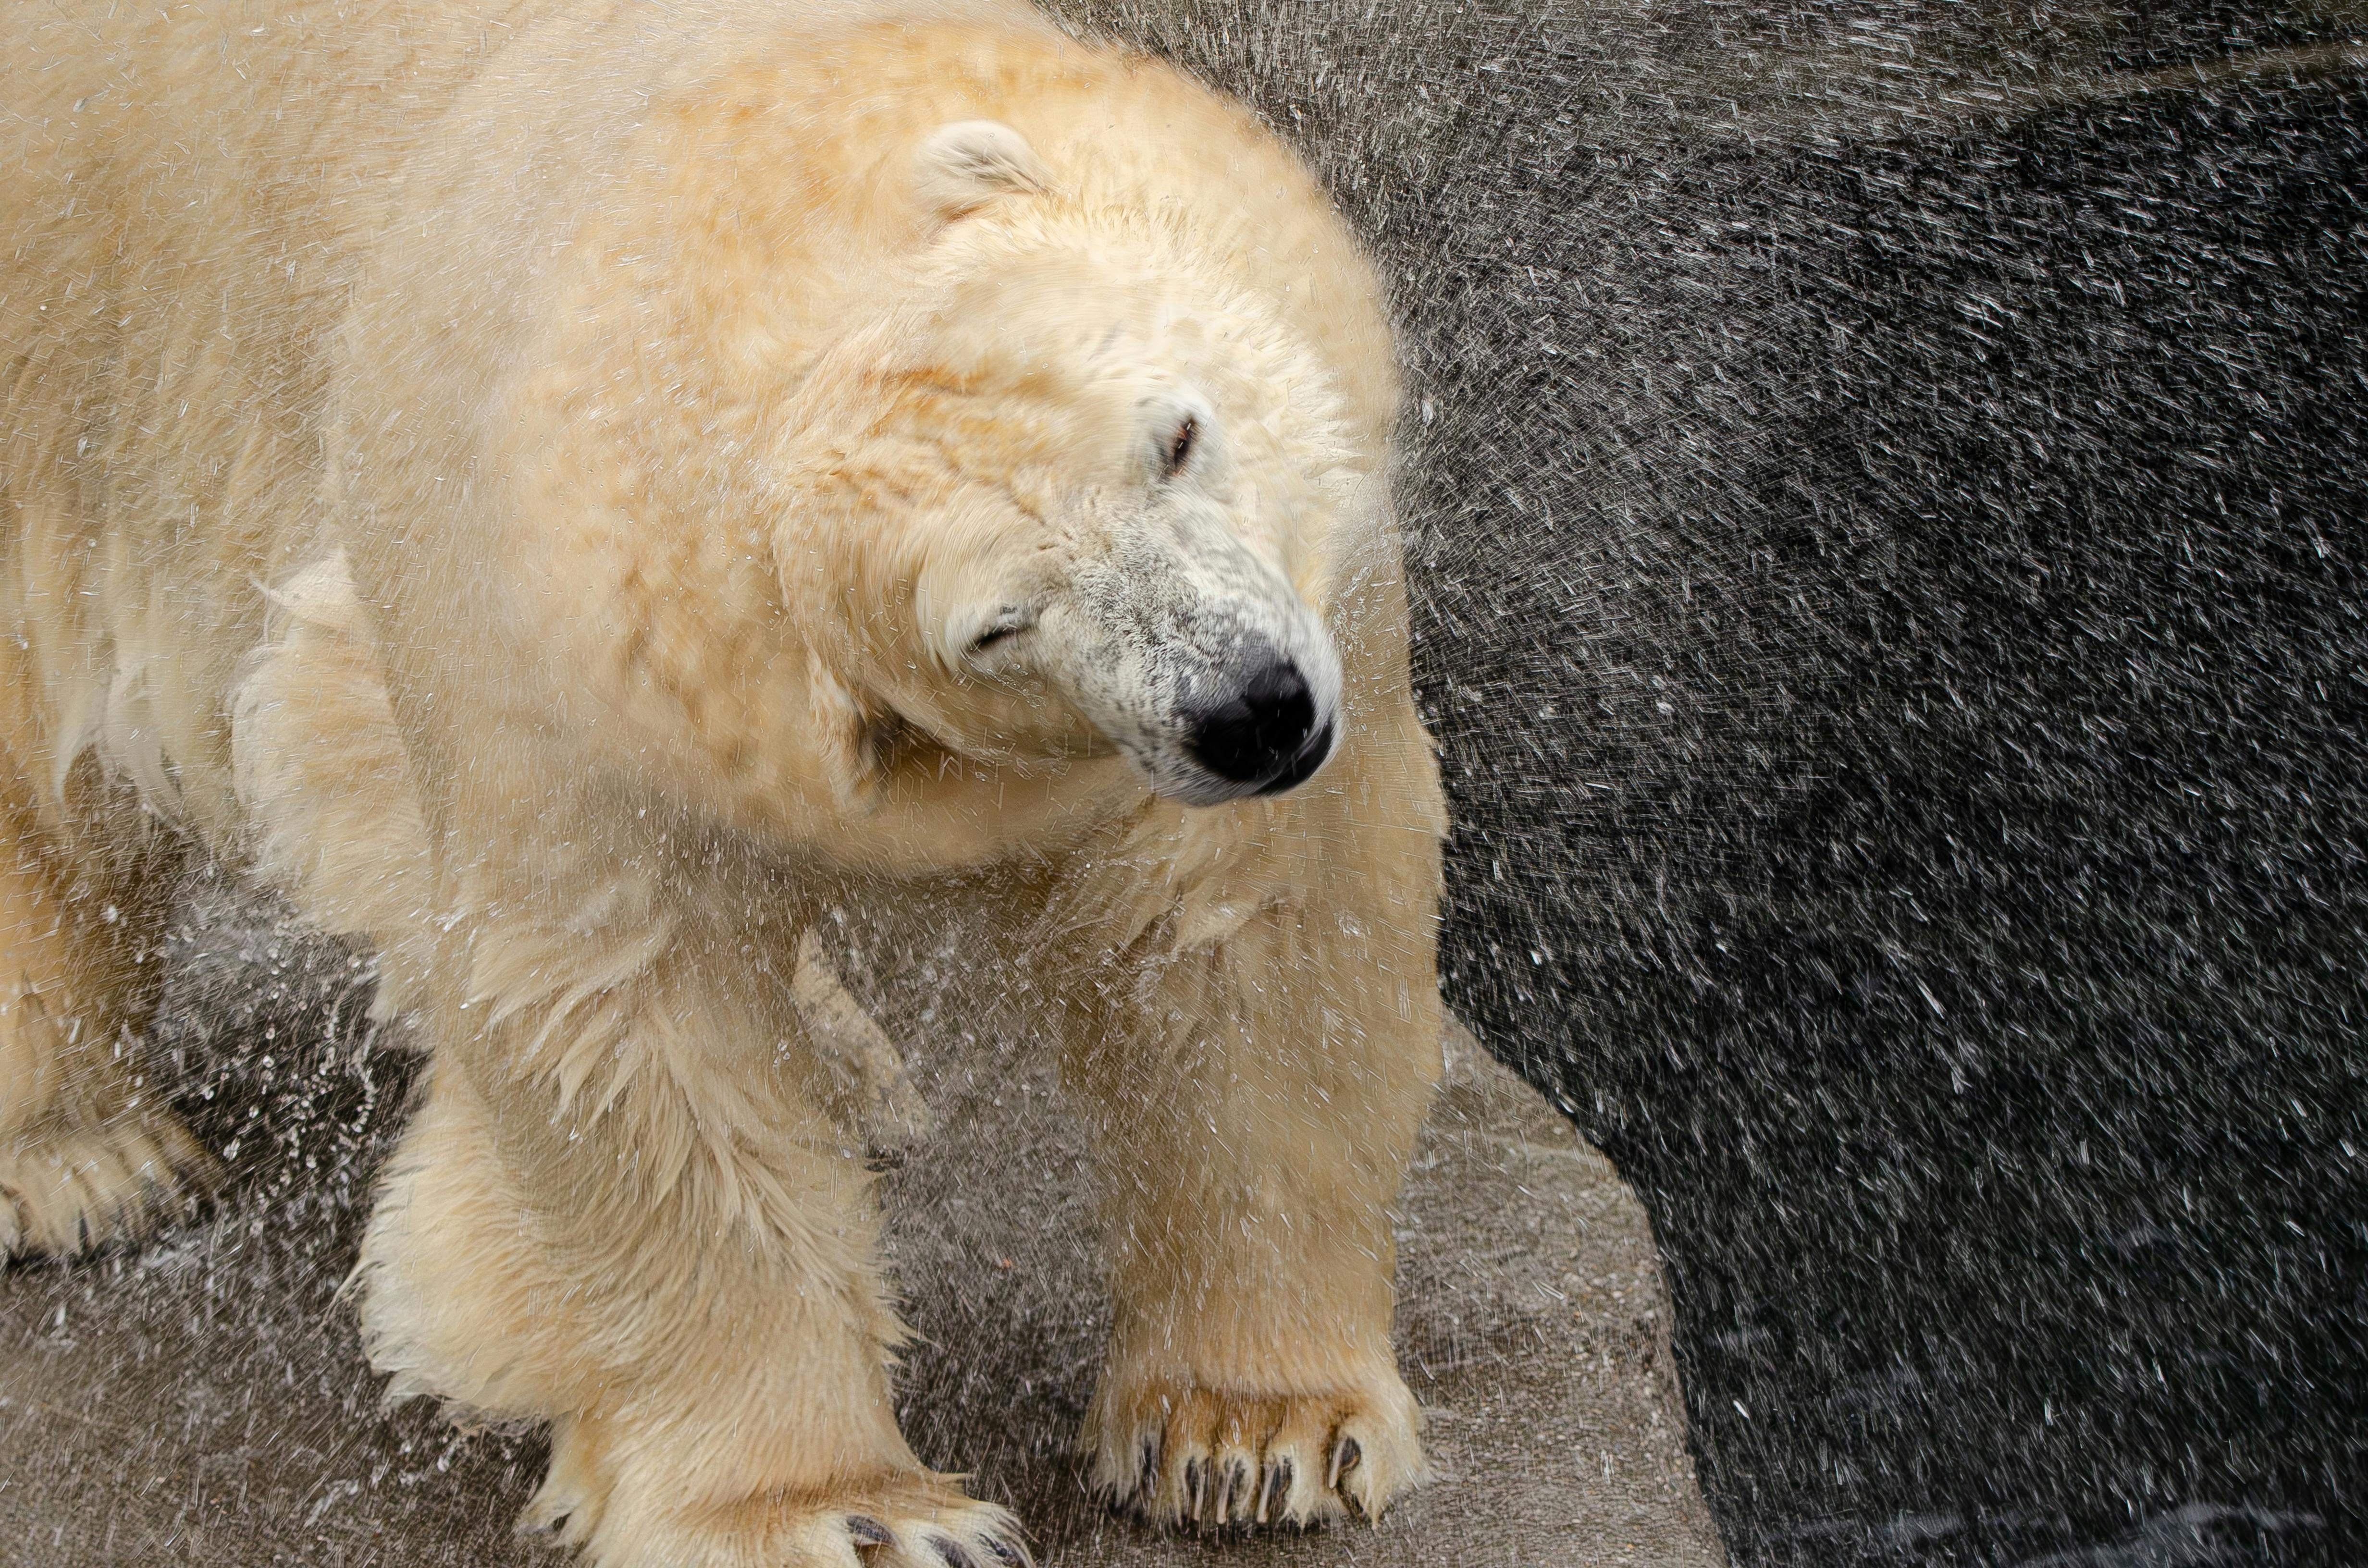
0, 3, 1447, 1562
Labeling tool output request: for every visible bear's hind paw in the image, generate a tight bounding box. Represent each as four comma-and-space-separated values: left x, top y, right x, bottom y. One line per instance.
0, 1108, 218, 1261
524, 1453, 1029, 1568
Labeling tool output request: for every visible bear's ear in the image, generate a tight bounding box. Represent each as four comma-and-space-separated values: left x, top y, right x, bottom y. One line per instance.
912, 120, 1051, 226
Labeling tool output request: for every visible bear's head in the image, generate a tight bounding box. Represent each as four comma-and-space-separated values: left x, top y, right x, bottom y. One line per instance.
766, 119, 1379, 815
459, 48, 1402, 866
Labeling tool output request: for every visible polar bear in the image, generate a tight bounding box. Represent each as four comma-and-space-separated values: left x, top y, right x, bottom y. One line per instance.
0, 2, 1447, 1563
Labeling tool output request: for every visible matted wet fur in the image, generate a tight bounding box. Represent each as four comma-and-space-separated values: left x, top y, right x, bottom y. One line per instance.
0, 3, 1446, 1563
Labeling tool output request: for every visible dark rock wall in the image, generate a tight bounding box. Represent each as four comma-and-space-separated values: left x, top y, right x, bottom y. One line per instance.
1049, 2, 2368, 1561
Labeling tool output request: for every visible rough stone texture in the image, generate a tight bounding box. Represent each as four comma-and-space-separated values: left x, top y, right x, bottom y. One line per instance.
0, 884, 1723, 1567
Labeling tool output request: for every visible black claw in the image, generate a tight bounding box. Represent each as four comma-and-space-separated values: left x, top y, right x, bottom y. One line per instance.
1329, 1436, 1362, 1491
519, 1509, 569, 1538
931, 1536, 979, 1568
1227, 1459, 1251, 1522
1260, 1459, 1292, 1524
847, 1515, 894, 1548
984, 1534, 1029, 1567
1138, 1435, 1159, 1501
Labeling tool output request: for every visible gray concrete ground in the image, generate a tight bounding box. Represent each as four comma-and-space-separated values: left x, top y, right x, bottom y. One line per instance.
0, 894, 1722, 1567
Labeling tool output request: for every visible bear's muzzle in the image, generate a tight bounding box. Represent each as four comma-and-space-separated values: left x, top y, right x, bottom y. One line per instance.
1182, 652, 1336, 796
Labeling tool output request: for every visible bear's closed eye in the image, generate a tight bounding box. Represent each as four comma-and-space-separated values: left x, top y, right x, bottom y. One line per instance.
970, 614, 1032, 655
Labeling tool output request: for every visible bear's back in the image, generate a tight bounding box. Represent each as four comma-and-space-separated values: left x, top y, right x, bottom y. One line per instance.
0, 0, 556, 835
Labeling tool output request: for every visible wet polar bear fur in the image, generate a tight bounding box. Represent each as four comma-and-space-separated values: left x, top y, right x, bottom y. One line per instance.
0, 2, 1449, 1563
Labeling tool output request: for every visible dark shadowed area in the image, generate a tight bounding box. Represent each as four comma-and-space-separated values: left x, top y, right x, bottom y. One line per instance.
1044, 0, 2367, 1562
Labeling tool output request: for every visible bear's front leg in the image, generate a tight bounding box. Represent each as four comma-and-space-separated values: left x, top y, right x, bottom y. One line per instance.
353, 871, 1022, 1568
1062, 706, 1449, 1532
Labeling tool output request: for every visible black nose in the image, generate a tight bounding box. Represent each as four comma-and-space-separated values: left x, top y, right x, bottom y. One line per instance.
1184, 657, 1328, 792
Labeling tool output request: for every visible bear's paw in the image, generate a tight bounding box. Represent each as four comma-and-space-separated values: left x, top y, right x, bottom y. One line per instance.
522, 1448, 1028, 1568
1083, 1376, 1428, 1533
